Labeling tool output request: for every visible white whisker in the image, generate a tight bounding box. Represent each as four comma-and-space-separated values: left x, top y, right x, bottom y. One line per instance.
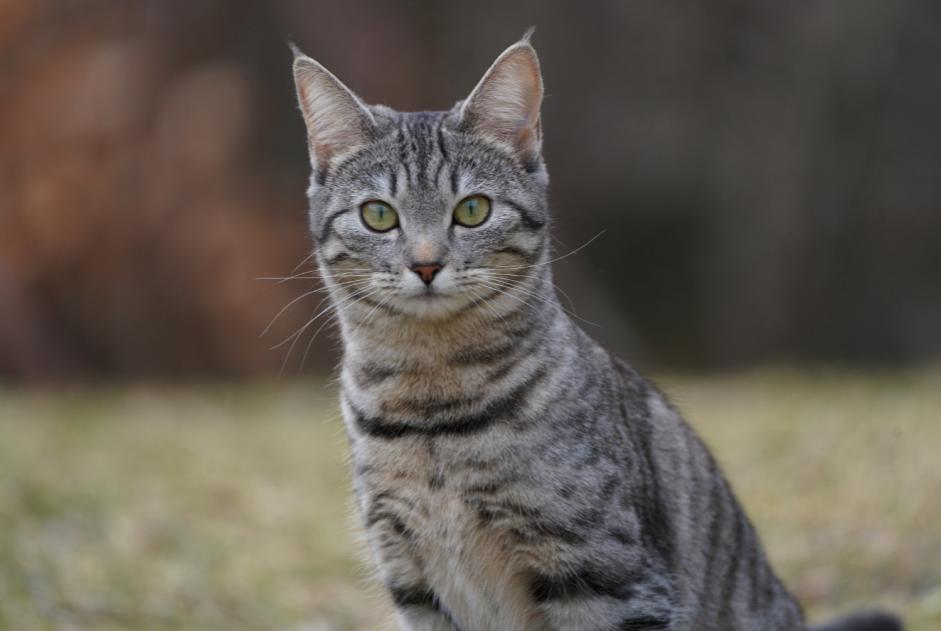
280, 285, 380, 374
259, 277, 372, 338
271, 284, 373, 351
487, 229, 605, 271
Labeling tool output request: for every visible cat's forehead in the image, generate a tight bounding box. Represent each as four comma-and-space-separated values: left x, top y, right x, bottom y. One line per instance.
337, 109, 440, 184
321, 105, 528, 217
387, 111, 450, 179
389, 110, 449, 138
371, 108, 448, 151
378, 109, 515, 179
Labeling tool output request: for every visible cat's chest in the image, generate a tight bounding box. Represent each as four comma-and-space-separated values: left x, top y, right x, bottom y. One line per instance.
352, 436, 544, 629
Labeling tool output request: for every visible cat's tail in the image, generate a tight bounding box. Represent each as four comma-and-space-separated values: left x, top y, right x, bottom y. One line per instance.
809, 609, 903, 631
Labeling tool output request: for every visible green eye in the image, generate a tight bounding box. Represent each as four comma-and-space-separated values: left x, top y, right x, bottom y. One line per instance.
360, 201, 399, 232
453, 195, 491, 228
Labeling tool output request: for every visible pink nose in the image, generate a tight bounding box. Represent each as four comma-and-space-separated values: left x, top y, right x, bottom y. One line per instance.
411, 263, 442, 285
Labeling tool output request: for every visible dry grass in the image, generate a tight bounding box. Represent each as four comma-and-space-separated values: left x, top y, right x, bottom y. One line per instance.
1, 369, 939, 630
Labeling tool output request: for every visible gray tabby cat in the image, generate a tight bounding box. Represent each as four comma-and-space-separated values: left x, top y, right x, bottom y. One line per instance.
290, 34, 902, 631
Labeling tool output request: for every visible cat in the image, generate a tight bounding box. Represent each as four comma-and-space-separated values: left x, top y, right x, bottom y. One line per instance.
290, 32, 903, 631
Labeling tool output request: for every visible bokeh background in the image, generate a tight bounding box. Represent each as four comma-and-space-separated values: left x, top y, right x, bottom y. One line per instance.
1, 1, 939, 630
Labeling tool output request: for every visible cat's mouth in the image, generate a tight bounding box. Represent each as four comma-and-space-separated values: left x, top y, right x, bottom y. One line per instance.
390, 286, 475, 319
410, 286, 453, 305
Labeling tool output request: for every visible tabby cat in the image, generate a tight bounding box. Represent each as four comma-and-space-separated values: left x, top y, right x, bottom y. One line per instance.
290, 33, 902, 631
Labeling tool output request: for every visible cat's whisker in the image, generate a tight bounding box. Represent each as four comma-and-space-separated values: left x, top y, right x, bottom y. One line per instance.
464, 284, 505, 324
476, 276, 601, 329
301, 305, 356, 370
475, 274, 543, 302
256, 267, 374, 283
255, 273, 317, 282
270, 298, 335, 352
320, 276, 374, 289
304, 286, 389, 364
289, 251, 317, 275
280, 286, 381, 373
491, 280, 599, 326
486, 229, 606, 271
271, 284, 374, 351
259, 278, 373, 338
550, 282, 580, 318
471, 279, 540, 320
358, 292, 395, 330
254, 252, 318, 283
484, 272, 592, 327
260, 288, 329, 338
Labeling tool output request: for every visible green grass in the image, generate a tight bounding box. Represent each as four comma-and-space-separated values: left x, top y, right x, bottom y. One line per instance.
1, 370, 939, 630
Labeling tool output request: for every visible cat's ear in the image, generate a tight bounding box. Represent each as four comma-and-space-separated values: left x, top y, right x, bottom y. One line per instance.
459, 33, 544, 162
292, 47, 376, 176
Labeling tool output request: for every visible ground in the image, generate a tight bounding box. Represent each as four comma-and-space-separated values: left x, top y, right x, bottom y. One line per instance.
1, 368, 939, 630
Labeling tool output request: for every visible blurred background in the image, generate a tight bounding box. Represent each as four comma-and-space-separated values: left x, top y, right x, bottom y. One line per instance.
1, 1, 939, 630
3, 0, 940, 378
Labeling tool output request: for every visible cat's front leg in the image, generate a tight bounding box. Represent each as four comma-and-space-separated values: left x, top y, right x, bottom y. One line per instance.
373, 540, 457, 630
362, 495, 456, 630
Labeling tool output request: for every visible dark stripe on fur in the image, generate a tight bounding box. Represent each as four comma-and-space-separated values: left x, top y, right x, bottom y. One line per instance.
526, 520, 586, 544
354, 362, 402, 388
451, 309, 544, 370
397, 126, 413, 184
368, 510, 415, 542
428, 473, 445, 489
324, 251, 351, 265
616, 617, 670, 630
716, 510, 746, 627
389, 585, 438, 608
316, 208, 352, 244
530, 565, 638, 602
462, 472, 519, 495
434, 123, 450, 186
450, 337, 525, 365
617, 386, 675, 567
810, 611, 903, 631
354, 368, 546, 439
500, 198, 545, 230
701, 460, 729, 599
493, 245, 536, 260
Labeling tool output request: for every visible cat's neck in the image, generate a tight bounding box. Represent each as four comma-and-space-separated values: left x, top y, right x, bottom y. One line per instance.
335, 270, 567, 397
343, 275, 559, 359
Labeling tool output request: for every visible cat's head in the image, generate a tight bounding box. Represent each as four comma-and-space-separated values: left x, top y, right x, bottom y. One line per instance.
292, 34, 550, 321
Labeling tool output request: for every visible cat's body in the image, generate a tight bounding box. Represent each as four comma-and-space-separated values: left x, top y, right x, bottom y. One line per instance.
341, 287, 801, 630
291, 35, 902, 631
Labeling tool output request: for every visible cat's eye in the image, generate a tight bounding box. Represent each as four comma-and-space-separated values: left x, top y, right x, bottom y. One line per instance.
452, 195, 491, 228
360, 201, 399, 232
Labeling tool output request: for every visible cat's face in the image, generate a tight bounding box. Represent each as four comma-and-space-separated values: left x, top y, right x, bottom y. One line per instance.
293, 37, 549, 320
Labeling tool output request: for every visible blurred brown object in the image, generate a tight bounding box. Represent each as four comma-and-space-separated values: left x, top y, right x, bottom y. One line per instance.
0, 1, 316, 379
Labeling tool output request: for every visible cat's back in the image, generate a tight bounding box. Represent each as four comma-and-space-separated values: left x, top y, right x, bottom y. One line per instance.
615, 360, 806, 629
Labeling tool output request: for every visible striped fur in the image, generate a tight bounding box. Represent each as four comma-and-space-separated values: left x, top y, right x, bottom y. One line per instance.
291, 36, 901, 631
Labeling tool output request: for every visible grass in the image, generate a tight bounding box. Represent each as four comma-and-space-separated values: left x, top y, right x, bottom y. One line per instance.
0, 369, 939, 630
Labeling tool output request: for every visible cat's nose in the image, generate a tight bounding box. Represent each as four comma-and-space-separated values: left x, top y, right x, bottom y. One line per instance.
410, 262, 443, 285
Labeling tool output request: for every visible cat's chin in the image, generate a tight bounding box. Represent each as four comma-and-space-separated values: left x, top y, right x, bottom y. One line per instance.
390, 292, 475, 320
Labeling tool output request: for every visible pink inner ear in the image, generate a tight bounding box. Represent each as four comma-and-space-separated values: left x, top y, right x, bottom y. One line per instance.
294, 57, 374, 168
463, 44, 543, 157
